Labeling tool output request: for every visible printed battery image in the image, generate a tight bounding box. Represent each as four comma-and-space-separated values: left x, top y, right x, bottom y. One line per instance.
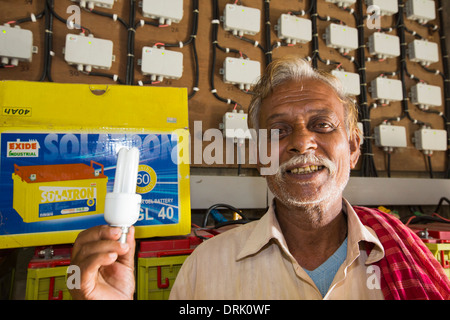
12, 161, 108, 223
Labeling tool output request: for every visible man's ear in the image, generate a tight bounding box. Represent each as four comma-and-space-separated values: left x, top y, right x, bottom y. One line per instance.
349, 128, 361, 169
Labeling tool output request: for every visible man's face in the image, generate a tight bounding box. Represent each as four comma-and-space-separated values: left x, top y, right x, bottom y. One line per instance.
258, 79, 360, 208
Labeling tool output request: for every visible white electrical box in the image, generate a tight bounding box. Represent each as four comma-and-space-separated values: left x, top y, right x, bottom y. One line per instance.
64, 33, 114, 72
325, 23, 358, 54
410, 83, 442, 108
405, 0, 436, 24
142, 0, 183, 25
276, 14, 312, 45
374, 124, 408, 148
365, 0, 398, 16
222, 110, 252, 142
331, 70, 361, 96
141, 46, 183, 81
71, 0, 115, 9
223, 57, 261, 91
368, 32, 400, 59
223, 4, 260, 37
0, 24, 34, 66
370, 77, 403, 104
325, 0, 356, 7
414, 129, 447, 151
408, 39, 439, 66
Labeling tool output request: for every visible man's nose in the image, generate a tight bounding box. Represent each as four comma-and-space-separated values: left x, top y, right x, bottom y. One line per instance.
287, 126, 318, 155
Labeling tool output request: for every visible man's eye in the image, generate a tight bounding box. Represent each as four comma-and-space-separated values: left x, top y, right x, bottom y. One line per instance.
271, 127, 289, 137
314, 122, 335, 131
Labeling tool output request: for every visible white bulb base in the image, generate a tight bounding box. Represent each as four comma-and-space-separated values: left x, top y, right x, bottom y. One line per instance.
104, 192, 141, 230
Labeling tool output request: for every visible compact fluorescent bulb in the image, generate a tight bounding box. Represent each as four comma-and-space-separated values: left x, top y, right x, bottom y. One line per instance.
104, 147, 141, 243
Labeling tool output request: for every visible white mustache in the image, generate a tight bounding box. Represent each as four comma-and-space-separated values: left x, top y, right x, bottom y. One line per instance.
278, 154, 337, 176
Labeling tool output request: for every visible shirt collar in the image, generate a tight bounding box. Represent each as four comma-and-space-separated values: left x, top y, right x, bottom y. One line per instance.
236, 198, 385, 264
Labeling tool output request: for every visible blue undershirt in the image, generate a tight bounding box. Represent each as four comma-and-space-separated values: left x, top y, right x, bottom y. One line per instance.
304, 237, 348, 297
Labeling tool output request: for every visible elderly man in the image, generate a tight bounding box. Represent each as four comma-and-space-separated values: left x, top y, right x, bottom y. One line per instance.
69, 56, 450, 300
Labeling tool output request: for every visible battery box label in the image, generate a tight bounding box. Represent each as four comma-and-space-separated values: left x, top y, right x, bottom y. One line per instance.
0, 132, 181, 235
38, 186, 98, 218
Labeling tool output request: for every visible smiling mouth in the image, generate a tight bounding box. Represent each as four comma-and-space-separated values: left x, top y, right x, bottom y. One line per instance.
287, 165, 325, 175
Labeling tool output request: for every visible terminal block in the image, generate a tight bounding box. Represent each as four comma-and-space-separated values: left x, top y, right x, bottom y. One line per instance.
64, 33, 114, 72
368, 32, 400, 59
365, 0, 398, 16
414, 128, 447, 154
370, 77, 403, 105
222, 57, 261, 91
222, 110, 252, 143
71, 0, 116, 9
0, 24, 36, 66
324, 23, 358, 54
405, 0, 436, 24
331, 70, 361, 96
408, 39, 439, 66
223, 4, 260, 37
276, 14, 312, 45
375, 124, 408, 152
141, 46, 183, 82
410, 83, 442, 109
325, 0, 356, 7
142, 0, 183, 25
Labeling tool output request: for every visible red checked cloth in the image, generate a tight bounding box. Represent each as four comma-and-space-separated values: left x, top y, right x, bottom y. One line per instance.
354, 206, 450, 300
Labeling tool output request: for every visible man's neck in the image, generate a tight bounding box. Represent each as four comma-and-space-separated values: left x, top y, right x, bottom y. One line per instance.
274, 197, 348, 271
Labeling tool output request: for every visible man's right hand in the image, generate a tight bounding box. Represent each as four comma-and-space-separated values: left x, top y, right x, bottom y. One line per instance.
69, 225, 136, 300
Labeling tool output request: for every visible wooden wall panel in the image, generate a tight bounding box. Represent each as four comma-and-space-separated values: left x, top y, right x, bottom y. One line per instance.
0, 0, 448, 175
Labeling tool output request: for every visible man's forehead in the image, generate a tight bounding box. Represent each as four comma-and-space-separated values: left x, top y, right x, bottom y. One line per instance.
261, 80, 343, 109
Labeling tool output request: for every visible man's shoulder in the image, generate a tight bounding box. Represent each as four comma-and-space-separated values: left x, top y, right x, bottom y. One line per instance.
191, 220, 258, 257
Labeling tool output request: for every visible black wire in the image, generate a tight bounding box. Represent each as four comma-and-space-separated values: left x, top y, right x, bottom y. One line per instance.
202, 203, 248, 228
310, 0, 318, 69
160, 0, 200, 99
125, 0, 136, 85
386, 152, 391, 177
263, 0, 272, 66
356, 0, 377, 177
397, 0, 425, 127
427, 155, 433, 179
86, 8, 128, 29
39, 0, 54, 82
434, 197, 450, 214
45, 0, 91, 34
210, 0, 241, 108
437, 0, 450, 178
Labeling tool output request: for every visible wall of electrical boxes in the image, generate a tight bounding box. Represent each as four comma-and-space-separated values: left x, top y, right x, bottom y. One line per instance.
0, 0, 449, 178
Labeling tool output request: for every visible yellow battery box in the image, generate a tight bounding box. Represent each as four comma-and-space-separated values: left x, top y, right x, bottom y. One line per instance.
12, 161, 108, 223
0, 80, 191, 249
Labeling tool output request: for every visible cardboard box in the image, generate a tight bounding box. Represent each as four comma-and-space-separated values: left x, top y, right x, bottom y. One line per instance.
0, 81, 191, 248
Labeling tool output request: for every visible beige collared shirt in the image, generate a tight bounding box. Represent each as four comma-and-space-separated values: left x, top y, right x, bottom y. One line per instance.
170, 198, 385, 300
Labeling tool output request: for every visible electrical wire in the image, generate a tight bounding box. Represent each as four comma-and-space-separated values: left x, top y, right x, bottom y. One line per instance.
426, 154, 434, 179
202, 203, 249, 228
356, 0, 377, 177
434, 197, 450, 214
40, 0, 55, 82
141, 0, 200, 98
210, 0, 243, 109
437, 0, 450, 179
126, 0, 136, 85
